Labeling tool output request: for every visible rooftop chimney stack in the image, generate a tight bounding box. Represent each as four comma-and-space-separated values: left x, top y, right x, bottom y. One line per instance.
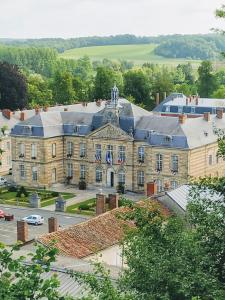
204, 112, 210, 122
43, 106, 48, 112
196, 96, 199, 106
64, 107, 68, 111
179, 114, 187, 124
216, 109, 223, 119
96, 193, 106, 215
17, 220, 28, 243
20, 111, 26, 121
186, 98, 189, 106
108, 194, 119, 210
2, 109, 13, 119
48, 217, 58, 233
35, 107, 40, 115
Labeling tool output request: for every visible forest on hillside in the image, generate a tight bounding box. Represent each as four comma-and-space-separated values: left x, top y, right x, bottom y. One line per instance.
1, 34, 225, 60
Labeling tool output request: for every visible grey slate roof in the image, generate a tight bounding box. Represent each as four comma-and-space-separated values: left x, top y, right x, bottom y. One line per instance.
153, 93, 225, 115
11, 98, 225, 150
166, 184, 223, 211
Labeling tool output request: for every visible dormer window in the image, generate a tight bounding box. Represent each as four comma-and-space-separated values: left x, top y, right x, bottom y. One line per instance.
165, 106, 170, 112
178, 106, 183, 113
74, 125, 81, 133
164, 135, 172, 143
191, 107, 195, 114
22, 125, 32, 135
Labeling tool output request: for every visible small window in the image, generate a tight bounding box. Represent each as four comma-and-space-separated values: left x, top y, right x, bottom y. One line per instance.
171, 154, 178, 173
118, 168, 125, 185
178, 106, 183, 113
208, 154, 213, 165
52, 143, 56, 158
170, 181, 178, 190
165, 106, 170, 112
80, 165, 86, 180
96, 166, 102, 182
137, 170, 144, 186
31, 144, 37, 159
138, 147, 144, 163
32, 166, 38, 181
67, 163, 73, 177
156, 154, 163, 172
19, 164, 25, 179
156, 179, 163, 193
67, 141, 73, 157
80, 143, 86, 158
118, 146, 126, 163
19, 143, 25, 158
106, 145, 113, 164
95, 144, 102, 161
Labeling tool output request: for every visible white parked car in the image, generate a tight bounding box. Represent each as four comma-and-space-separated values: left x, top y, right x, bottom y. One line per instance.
22, 215, 44, 225
0, 177, 7, 186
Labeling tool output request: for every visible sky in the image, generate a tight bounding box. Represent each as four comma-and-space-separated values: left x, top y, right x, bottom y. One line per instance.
0, 0, 225, 39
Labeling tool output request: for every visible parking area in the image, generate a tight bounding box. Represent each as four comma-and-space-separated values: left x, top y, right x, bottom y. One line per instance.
0, 206, 89, 245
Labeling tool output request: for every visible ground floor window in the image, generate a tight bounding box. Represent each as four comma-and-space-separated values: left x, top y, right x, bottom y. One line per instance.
118, 168, 125, 185
137, 170, 144, 186
32, 166, 38, 181
170, 180, 178, 190
51, 168, 56, 183
19, 164, 25, 179
156, 179, 163, 193
67, 163, 73, 177
80, 165, 86, 180
96, 166, 102, 182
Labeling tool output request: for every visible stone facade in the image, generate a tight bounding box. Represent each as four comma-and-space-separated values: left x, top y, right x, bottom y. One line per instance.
11, 122, 225, 193
0, 135, 12, 175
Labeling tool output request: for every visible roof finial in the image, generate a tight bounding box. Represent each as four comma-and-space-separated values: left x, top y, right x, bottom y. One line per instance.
111, 83, 119, 106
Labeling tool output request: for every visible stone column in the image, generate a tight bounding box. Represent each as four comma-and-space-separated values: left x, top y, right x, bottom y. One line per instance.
108, 193, 119, 210
96, 194, 106, 215
17, 221, 28, 243
48, 217, 58, 233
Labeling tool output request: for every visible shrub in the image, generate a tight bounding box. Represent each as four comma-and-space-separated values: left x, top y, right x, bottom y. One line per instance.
118, 197, 134, 208
16, 186, 28, 198
78, 203, 89, 211
51, 191, 59, 197
8, 186, 17, 192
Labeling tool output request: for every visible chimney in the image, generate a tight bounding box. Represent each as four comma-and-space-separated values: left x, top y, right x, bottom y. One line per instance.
96, 193, 106, 215
35, 107, 40, 115
204, 112, 210, 122
196, 96, 199, 106
179, 114, 187, 124
2, 109, 13, 119
17, 220, 28, 243
43, 106, 48, 112
108, 193, 119, 210
216, 109, 223, 119
96, 100, 102, 107
20, 111, 26, 121
156, 93, 160, 106
146, 182, 157, 197
48, 217, 58, 233
186, 98, 189, 106
64, 107, 68, 111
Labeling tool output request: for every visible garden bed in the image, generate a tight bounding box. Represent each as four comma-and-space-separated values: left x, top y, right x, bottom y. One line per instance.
0, 187, 75, 208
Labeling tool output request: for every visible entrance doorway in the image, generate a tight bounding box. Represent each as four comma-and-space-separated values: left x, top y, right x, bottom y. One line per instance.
107, 168, 114, 187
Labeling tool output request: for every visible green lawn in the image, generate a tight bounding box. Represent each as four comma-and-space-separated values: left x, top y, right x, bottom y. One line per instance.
60, 43, 203, 67
0, 188, 75, 208
66, 198, 96, 216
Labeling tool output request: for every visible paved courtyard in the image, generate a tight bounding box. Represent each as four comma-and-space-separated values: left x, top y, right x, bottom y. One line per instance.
0, 206, 89, 245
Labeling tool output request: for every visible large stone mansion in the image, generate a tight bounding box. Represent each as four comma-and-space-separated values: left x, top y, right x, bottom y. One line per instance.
11, 86, 225, 193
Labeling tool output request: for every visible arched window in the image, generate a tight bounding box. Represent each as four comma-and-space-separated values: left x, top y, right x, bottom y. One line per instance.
96, 166, 102, 183
118, 168, 125, 185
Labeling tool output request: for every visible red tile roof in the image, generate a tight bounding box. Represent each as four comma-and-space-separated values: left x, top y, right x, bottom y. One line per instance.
38, 200, 169, 259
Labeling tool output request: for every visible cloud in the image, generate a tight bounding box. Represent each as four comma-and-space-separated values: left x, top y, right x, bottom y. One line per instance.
0, 0, 224, 38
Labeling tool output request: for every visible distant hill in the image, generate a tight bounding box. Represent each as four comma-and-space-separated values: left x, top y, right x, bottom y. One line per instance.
1, 34, 225, 61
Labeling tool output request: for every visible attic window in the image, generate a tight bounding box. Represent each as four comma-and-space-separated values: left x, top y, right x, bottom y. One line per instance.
165, 106, 170, 112
22, 125, 32, 135
178, 106, 183, 113
74, 125, 81, 133
164, 135, 172, 143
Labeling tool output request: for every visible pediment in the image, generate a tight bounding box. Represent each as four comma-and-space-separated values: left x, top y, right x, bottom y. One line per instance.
88, 123, 133, 141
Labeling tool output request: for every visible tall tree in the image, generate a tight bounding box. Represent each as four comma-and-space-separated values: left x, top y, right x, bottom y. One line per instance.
94, 66, 116, 99
0, 62, 27, 110
52, 71, 75, 104
197, 61, 217, 97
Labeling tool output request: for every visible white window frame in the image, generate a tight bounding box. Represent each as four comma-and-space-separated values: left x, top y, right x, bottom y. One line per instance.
67, 163, 73, 177
170, 180, 178, 190
171, 154, 179, 173
118, 146, 126, 163
156, 153, 163, 172
31, 144, 37, 159
32, 166, 38, 181
137, 170, 144, 186
52, 143, 56, 158
80, 165, 86, 180
80, 143, 86, 158
95, 144, 102, 161
96, 166, 102, 182
138, 146, 144, 163
67, 141, 73, 157
118, 168, 125, 185
156, 179, 163, 193
19, 143, 25, 158
19, 164, 25, 179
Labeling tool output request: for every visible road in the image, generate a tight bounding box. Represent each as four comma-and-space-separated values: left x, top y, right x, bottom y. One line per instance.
0, 205, 89, 245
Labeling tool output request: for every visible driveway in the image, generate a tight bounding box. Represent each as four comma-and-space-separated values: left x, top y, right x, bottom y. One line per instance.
0, 205, 89, 245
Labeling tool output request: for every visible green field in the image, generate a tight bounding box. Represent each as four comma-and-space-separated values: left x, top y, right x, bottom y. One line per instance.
60, 44, 203, 67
